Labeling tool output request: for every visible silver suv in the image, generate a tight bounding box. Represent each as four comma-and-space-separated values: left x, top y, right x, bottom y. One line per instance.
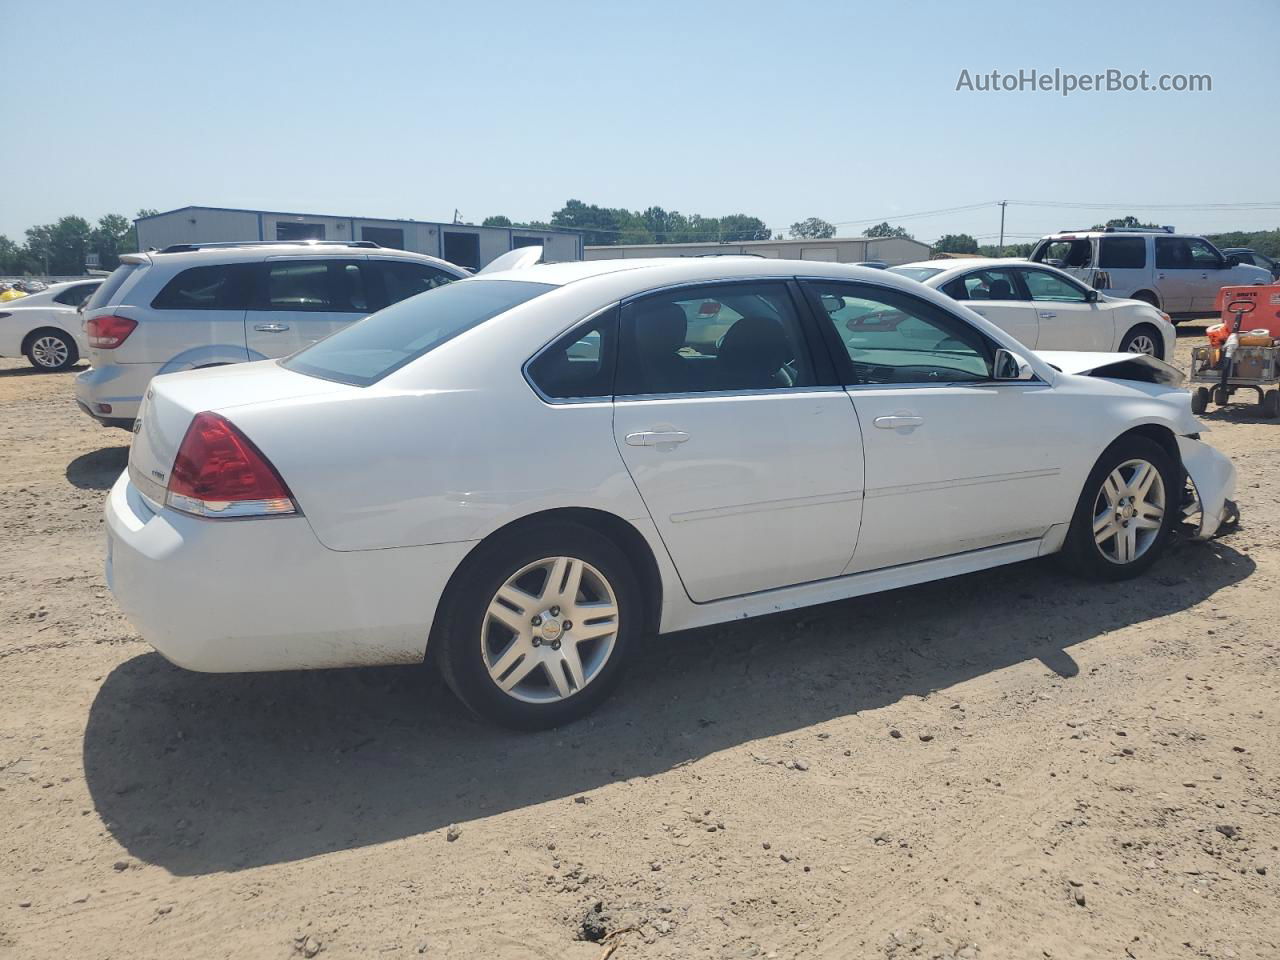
75, 240, 467, 427
1028, 227, 1270, 320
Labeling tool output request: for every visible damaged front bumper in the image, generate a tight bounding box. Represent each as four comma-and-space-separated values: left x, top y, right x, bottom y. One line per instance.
1177, 435, 1239, 540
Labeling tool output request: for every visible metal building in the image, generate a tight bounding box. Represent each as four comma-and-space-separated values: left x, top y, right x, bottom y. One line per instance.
135, 206, 584, 269
584, 235, 931, 265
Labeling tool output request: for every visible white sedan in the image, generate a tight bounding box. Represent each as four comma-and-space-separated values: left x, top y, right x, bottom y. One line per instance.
0, 278, 101, 370
105, 257, 1236, 728
889, 259, 1176, 360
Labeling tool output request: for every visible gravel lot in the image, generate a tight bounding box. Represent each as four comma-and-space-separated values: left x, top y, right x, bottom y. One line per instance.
2, 322, 1278, 960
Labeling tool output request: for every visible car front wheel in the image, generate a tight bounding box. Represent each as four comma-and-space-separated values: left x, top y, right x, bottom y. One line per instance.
1119, 324, 1163, 360
433, 521, 641, 729
1062, 435, 1178, 580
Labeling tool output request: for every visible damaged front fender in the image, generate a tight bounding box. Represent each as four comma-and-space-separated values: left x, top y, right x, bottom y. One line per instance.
1177, 435, 1239, 539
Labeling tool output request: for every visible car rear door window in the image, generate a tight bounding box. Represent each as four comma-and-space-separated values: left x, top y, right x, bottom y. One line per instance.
151, 264, 254, 310
54, 282, 100, 306
1021, 269, 1087, 302
805, 280, 992, 384
1099, 237, 1146, 269
942, 268, 1025, 301
616, 282, 815, 396
527, 308, 618, 400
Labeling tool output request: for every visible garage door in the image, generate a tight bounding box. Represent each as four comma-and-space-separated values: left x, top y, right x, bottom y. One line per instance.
801, 247, 838, 261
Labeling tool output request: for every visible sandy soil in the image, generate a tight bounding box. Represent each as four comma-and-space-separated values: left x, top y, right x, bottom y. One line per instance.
1, 323, 1278, 960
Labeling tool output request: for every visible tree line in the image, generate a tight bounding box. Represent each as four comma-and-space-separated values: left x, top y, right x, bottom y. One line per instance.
0, 209, 159, 276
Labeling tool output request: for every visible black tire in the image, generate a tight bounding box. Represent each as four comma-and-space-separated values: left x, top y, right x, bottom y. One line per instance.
1191, 387, 1210, 415
1263, 390, 1280, 419
1214, 386, 1231, 406
432, 520, 642, 729
24, 329, 78, 372
1061, 435, 1179, 581
1119, 323, 1164, 360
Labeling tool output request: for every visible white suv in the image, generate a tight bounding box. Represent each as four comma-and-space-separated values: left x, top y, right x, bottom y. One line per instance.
1028, 228, 1270, 320
75, 241, 466, 427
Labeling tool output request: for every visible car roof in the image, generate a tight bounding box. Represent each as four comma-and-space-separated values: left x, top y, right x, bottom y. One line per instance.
133, 243, 463, 269
889, 257, 1037, 283
478, 256, 919, 295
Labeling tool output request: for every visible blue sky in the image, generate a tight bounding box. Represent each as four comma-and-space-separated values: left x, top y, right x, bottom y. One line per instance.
3, 0, 1278, 245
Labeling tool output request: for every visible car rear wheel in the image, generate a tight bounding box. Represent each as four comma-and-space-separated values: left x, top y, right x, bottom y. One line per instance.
1062, 435, 1178, 581
25, 330, 78, 371
1119, 324, 1163, 359
433, 521, 640, 729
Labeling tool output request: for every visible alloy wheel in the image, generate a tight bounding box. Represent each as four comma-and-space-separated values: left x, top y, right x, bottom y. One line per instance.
31, 336, 69, 368
481, 556, 620, 703
1125, 334, 1157, 356
1092, 458, 1166, 564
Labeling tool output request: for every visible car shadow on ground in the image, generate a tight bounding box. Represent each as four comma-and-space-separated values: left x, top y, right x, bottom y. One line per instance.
0, 364, 86, 379
66, 446, 129, 490
83, 537, 1254, 877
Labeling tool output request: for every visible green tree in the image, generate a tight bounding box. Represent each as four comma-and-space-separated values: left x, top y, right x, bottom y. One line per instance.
863, 221, 913, 240
977, 242, 1033, 258
933, 233, 979, 254
789, 217, 835, 239
482, 215, 512, 227
91, 214, 134, 269
0, 235, 22, 275
718, 214, 770, 242
1090, 215, 1161, 231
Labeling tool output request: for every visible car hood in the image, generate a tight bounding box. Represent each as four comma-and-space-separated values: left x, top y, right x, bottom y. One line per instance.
1035, 350, 1185, 387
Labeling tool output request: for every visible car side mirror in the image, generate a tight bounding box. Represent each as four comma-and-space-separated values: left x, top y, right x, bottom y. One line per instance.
1085, 289, 1099, 302
993, 348, 1034, 381
1223, 255, 1240, 267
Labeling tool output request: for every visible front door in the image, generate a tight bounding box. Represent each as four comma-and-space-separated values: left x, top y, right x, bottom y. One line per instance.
1154, 236, 1210, 314
801, 279, 1070, 572
611, 281, 865, 603
244, 258, 376, 359
1018, 267, 1112, 351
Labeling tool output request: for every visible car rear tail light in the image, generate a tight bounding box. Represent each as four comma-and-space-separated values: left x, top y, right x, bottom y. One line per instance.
165, 412, 297, 518
86, 314, 137, 348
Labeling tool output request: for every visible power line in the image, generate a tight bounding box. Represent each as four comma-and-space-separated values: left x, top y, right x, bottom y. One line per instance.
1009, 200, 1280, 211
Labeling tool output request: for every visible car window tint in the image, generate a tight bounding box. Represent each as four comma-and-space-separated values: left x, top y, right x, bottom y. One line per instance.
1187, 238, 1222, 266
1022, 269, 1087, 302
152, 264, 253, 310
617, 282, 814, 396
264, 261, 333, 311
805, 280, 991, 385
283, 279, 553, 386
84, 263, 138, 310
1099, 237, 1146, 269
54, 282, 99, 306
953, 268, 1023, 301
1155, 237, 1203, 269
527, 308, 617, 400
1036, 238, 1092, 267
378, 261, 457, 305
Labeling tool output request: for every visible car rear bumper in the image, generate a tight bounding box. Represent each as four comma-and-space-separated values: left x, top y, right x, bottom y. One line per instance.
75, 363, 153, 424
104, 472, 472, 672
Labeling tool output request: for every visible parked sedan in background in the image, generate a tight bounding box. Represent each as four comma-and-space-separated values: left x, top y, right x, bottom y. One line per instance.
890, 258, 1176, 359
1221, 247, 1280, 281
106, 257, 1236, 728
0, 277, 101, 370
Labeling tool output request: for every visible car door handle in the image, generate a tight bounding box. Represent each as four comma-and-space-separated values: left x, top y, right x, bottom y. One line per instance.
1038, 311, 1057, 319
625, 431, 690, 447
873, 415, 924, 430
254, 323, 290, 333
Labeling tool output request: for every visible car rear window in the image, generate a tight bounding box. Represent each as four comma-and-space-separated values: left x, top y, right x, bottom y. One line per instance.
887, 266, 944, 283
83, 263, 138, 311
282, 279, 554, 386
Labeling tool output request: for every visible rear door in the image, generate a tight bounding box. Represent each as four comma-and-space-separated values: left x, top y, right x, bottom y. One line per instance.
244, 257, 376, 358
939, 267, 1039, 347
1017, 267, 1111, 351
611, 280, 865, 603
137, 262, 254, 364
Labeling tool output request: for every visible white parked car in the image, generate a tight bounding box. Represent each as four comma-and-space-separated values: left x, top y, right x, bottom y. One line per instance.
105, 258, 1237, 728
0, 278, 101, 370
75, 240, 467, 427
890, 259, 1176, 359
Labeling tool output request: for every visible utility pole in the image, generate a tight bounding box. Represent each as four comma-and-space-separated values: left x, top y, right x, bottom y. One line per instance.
998, 200, 1007, 255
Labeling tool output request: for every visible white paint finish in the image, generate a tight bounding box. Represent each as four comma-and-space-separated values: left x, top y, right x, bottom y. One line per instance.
1177, 435, 1237, 539
105, 473, 466, 671
613, 390, 864, 602
0, 280, 97, 357
965, 299, 1040, 348
104, 257, 1238, 677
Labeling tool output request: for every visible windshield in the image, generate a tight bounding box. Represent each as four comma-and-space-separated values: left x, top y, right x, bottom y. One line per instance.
887, 266, 944, 283
283, 279, 554, 386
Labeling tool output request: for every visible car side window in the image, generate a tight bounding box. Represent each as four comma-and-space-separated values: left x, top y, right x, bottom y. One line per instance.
616, 282, 814, 396
804, 281, 992, 385
526, 307, 617, 400
257, 260, 372, 313
152, 264, 254, 310
1187, 238, 1223, 267
54, 283, 98, 306
1099, 237, 1146, 269
944, 268, 1024, 302
1021, 269, 1087, 302
1155, 237, 1205, 269
377, 261, 457, 306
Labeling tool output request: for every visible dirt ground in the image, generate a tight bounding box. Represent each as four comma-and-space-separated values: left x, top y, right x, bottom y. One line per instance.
1, 322, 1278, 960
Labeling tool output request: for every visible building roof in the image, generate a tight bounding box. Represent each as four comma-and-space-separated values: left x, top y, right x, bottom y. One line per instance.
584, 235, 930, 251
135, 205, 583, 236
